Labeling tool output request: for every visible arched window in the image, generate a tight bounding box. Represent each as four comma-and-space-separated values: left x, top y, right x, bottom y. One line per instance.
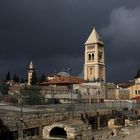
88, 53, 94, 61
88, 54, 91, 61
92, 53, 94, 60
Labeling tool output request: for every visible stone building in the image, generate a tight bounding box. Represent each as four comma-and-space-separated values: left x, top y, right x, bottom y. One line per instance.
8, 83, 24, 96
115, 70, 140, 100
73, 82, 106, 103
41, 72, 85, 103
106, 83, 117, 100
106, 83, 130, 100
127, 70, 140, 99
84, 27, 105, 82
73, 82, 131, 103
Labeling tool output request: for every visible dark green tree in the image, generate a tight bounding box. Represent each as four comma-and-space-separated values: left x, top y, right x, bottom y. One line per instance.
9, 95, 18, 104
21, 78, 25, 83
16, 75, 20, 82
135, 69, 140, 79
13, 74, 20, 82
0, 84, 9, 95
5, 71, 11, 82
13, 74, 16, 82
20, 86, 45, 105
31, 70, 37, 85
39, 74, 46, 83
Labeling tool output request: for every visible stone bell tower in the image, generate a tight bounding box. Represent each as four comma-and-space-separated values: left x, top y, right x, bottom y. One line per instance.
84, 27, 105, 82
27, 61, 34, 85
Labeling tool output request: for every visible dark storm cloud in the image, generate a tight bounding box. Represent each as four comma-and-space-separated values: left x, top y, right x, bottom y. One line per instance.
101, 7, 140, 82
0, 0, 140, 82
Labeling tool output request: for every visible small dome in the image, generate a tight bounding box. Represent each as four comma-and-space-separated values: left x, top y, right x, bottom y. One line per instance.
57, 72, 70, 77
78, 71, 84, 78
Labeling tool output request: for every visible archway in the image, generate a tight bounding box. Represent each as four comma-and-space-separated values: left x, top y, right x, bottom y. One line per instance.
42, 123, 74, 139
49, 127, 67, 138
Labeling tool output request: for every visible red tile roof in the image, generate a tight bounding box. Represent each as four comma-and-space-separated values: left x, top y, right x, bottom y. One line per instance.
131, 96, 140, 100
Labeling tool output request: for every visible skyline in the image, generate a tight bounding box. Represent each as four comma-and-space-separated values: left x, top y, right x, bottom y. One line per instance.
0, 0, 140, 83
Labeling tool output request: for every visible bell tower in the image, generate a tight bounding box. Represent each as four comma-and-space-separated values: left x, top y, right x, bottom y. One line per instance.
84, 27, 105, 82
27, 61, 34, 85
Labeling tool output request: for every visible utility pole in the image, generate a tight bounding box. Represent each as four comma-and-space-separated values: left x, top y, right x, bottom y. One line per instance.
19, 92, 23, 140
68, 67, 74, 119
68, 68, 72, 102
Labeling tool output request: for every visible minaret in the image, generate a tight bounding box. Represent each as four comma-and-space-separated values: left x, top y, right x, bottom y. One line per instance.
27, 61, 34, 85
84, 27, 105, 82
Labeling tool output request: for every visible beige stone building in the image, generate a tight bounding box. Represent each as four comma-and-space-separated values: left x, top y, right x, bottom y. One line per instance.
116, 70, 140, 100
84, 27, 105, 82
128, 84, 140, 99
127, 71, 140, 99
73, 82, 131, 103
106, 83, 117, 100
73, 82, 106, 103
116, 87, 130, 100
41, 72, 85, 103
106, 83, 130, 100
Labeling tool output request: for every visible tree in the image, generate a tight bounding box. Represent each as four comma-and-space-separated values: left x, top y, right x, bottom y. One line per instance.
135, 69, 140, 79
0, 84, 9, 95
5, 72, 11, 82
20, 86, 45, 105
39, 74, 46, 83
21, 78, 25, 83
9, 95, 18, 104
13, 73, 20, 82
31, 70, 37, 85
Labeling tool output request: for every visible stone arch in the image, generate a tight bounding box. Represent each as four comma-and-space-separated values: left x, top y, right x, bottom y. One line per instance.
49, 127, 67, 138
42, 123, 74, 139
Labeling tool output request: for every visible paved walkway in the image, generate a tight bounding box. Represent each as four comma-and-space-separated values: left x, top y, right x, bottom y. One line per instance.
0, 104, 37, 112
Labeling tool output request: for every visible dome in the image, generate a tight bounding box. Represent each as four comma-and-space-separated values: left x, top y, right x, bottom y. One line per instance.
57, 72, 70, 77
78, 71, 84, 78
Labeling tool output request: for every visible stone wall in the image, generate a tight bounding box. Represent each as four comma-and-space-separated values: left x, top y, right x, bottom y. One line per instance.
42, 122, 93, 139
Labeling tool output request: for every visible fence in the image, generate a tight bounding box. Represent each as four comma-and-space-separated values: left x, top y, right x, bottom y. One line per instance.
0, 100, 139, 116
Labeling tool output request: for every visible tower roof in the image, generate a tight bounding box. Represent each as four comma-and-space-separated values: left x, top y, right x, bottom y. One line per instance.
85, 27, 104, 45
29, 61, 34, 69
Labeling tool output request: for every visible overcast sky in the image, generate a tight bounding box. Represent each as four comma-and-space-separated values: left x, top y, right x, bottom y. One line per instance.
0, 0, 140, 83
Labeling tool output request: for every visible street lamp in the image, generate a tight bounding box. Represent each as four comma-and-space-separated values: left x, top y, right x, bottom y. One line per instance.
19, 93, 23, 140
68, 68, 72, 103
68, 68, 75, 119
19, 90, 29, 140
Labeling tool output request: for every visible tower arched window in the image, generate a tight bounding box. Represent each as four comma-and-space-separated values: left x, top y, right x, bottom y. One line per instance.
88, 53, 94, 61
92, 53, 94, 60
88, 54, 91, 61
